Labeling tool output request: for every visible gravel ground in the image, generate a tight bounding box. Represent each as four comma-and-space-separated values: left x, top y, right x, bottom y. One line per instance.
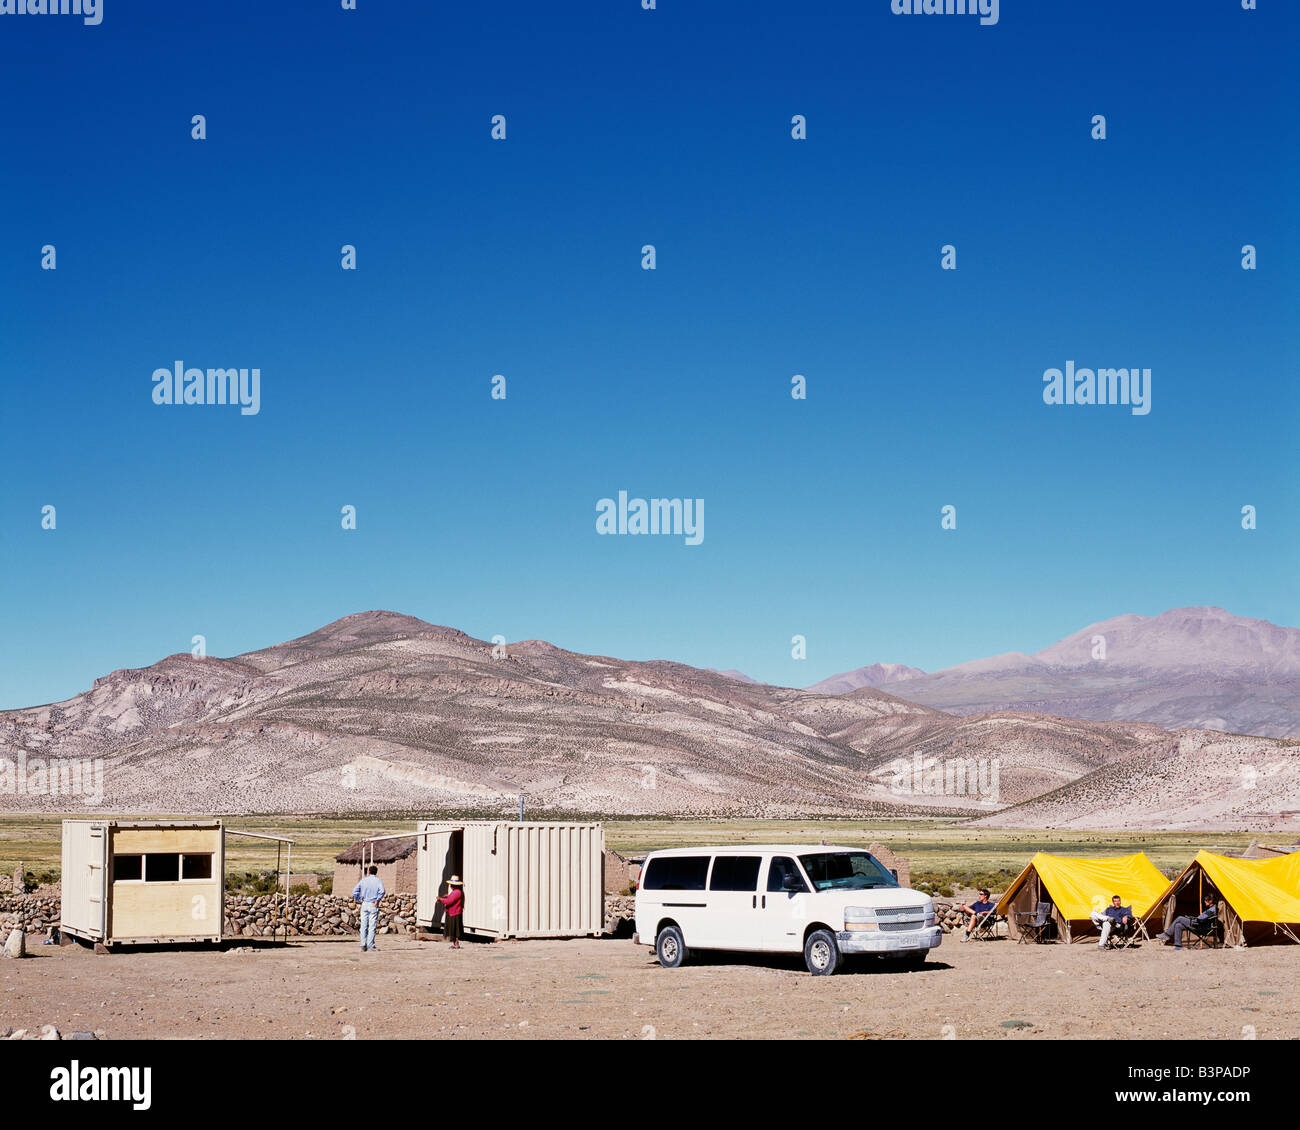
2, 932, 1296, 1040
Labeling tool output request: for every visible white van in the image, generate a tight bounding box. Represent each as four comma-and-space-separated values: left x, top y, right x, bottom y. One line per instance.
634, 845, 940, 975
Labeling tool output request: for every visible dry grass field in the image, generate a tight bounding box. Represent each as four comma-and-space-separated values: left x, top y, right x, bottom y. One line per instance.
0, 814, 1265, 884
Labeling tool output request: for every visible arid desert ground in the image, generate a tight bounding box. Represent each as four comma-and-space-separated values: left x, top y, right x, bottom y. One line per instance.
3, 932, 1296, 1041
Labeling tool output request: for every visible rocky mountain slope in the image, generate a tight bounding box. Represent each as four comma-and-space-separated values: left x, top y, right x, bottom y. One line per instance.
809, 607, 1300, 738
1, 610, 1292, 827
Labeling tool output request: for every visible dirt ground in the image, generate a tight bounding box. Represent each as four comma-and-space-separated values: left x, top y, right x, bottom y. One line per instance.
2, 931, 1296, 1040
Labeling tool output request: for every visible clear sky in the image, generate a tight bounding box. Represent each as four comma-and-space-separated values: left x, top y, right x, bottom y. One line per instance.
2, 1, 1296, 708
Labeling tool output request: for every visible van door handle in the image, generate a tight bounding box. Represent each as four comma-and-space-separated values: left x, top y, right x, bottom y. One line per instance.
762, 895, 767, 908
752, 895, 757, 908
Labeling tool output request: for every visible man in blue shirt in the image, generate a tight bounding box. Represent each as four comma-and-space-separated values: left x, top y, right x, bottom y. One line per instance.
352, 865, 386, 952
959, 888, 997, 941
1090, 894, 1133, 949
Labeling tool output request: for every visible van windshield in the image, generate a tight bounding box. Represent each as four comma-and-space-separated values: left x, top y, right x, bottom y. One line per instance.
798, 852, 899, 892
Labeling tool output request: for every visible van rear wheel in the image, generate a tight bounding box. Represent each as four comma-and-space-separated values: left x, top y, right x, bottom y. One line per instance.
804, 928, 840, 975
655, 924, 688, 969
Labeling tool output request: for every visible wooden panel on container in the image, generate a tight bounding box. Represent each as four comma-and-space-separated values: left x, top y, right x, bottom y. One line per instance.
108, 881, 222, 940
111, 827, 222, 855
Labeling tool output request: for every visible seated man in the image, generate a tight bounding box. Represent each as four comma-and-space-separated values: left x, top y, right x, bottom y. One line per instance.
1157, 894, 1217, 950
958, 888, 998, 941
1090, 894, 1133, 949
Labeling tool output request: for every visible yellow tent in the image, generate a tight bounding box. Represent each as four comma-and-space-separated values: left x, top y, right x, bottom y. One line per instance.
996, 852, 1170, 943
1142, 851, 1300, 947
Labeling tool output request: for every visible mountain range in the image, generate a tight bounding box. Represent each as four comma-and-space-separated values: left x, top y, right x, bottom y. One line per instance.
0, 608, 1295, 829
807, 606, 1300, 739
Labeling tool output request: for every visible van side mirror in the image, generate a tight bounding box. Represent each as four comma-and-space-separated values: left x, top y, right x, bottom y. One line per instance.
782, 874, 804, 892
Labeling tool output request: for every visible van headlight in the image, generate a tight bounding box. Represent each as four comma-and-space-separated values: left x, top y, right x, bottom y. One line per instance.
844, 907, 878, 932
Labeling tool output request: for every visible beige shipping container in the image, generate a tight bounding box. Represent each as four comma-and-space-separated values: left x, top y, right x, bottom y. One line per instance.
415, 821, 604, 939
60, 820, 225, 946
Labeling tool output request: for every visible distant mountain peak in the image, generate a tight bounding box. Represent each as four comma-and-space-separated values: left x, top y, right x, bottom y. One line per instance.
805, 662, 926, 696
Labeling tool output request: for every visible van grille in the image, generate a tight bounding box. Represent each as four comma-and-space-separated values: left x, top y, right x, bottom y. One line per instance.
873, 906, 928, 932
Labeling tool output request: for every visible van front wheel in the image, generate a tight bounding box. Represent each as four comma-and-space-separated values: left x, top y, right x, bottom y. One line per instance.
655, 925, 688, 969
804, 929, 840, 975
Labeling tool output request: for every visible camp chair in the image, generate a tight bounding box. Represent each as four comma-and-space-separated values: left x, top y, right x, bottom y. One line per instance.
968, 908, 1005, 940
1014, 901, 1054, 944
1104, 908, 1146, 950
1181, 916, 1223, 950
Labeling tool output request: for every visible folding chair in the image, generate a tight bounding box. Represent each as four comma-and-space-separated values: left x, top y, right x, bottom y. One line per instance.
1106, 912, 1147, 950
1014, 901, 1054, 944
968, 909, 1005, 941
1180, 917, 1223, 950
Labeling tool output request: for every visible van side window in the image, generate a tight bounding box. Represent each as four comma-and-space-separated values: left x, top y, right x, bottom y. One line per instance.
641, 856, 709, 891
709, 856, 761, 891
767, 856, 808, 893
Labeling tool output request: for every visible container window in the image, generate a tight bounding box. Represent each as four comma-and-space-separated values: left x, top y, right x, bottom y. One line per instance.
640, 855, 709, 891
144, 853, 181, 882
181, 853, 214, 880
113, 854, 143, 882
709, 856, 761, 891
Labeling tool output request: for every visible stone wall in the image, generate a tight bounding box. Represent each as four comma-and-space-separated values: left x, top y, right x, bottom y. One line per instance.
0, 892, 422, 940
225, 893, 418, 937
0, 895, 60, 936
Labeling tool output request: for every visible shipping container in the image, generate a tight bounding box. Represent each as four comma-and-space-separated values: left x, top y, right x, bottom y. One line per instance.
415, 821, 604, 939
60, 820, 225, 946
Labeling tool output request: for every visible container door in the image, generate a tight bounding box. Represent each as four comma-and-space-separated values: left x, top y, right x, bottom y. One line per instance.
417, 826, 462, 927
86, 825, 106, 936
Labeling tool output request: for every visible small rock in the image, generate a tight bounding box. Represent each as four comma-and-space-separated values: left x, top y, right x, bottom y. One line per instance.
40, 1025, 61, 1040
67, 1031, 96, 1040
2, 929, 25, 959
9, 1029, 27, 1041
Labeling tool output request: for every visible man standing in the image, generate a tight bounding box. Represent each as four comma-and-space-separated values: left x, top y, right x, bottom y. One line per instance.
1090, 894, 1132, 949
352, 864, 386, 952
1157, 894, 1217, 950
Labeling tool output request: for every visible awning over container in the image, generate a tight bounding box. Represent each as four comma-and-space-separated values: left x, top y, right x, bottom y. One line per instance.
1141, 851, 1300, 946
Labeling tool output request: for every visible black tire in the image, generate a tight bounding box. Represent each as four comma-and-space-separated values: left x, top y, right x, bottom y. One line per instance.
804, 928, 840, 975
655, 924, 688, 969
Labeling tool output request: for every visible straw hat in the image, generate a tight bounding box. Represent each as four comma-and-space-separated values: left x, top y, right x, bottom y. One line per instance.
448, 876, 463, 886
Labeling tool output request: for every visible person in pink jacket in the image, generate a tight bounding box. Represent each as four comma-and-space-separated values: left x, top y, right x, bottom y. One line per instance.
437, 876, 464, 949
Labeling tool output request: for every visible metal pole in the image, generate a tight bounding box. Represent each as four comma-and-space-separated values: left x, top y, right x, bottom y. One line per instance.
285, 841, 292, 943
519, 794, 524, 821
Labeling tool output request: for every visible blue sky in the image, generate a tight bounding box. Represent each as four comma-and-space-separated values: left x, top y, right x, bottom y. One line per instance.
2, 1, 1296, 708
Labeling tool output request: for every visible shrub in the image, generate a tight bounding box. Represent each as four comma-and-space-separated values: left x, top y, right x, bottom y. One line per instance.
225, 871, 283, 896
